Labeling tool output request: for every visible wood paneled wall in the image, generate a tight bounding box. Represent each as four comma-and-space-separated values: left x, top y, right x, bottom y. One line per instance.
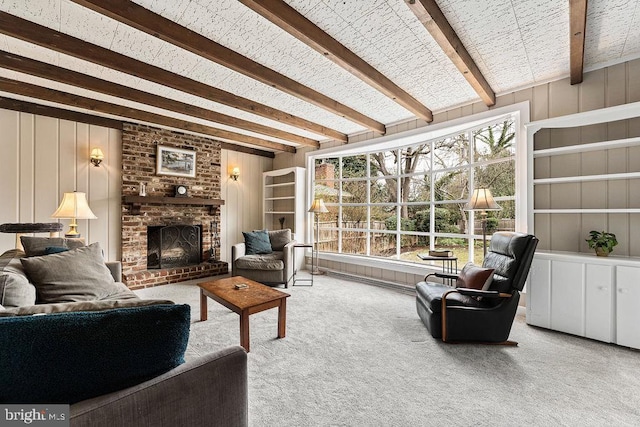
0, 109, 121, 260
220, 149, 273, 263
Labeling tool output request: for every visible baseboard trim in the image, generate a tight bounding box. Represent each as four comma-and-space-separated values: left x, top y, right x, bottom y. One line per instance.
325, 270, 416, 296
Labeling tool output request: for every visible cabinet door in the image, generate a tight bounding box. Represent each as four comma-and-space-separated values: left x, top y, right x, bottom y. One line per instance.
550, 260, 584, 336
527, 257, 551, 328
585, 264, 613, 342
616, 266, 640, 349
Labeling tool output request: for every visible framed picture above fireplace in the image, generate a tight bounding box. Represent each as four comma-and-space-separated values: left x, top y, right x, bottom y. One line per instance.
156, 145, 196, 178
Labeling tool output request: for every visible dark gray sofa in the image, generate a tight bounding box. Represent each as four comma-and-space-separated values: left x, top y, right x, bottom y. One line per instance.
0, 240, 248, 426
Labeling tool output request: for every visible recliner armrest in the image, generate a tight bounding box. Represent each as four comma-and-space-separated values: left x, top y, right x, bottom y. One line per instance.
455, 288, 512, 299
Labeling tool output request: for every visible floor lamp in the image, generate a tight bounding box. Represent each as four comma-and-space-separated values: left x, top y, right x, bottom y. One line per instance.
464, 188, 501, 258
308, 198, 328, 275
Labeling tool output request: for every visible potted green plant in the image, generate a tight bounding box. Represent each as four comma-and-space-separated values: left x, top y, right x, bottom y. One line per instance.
586, 230, 618, 257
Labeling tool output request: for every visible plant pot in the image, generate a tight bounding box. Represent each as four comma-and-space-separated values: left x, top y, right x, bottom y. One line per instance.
595, 247, 610, 257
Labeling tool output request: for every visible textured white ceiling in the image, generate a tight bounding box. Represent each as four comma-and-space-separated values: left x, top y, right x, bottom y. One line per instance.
1, 0, 639, 151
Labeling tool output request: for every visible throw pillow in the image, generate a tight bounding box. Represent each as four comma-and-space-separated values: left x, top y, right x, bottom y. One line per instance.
44, 246, 69, 255
0, 303, 190, 404
20, 236, 85, 257
456, 262, 495, 290
0, 249, 36, 307
243, 230, 272, 255
268, 229, 292, 251
20, 242, 123, 303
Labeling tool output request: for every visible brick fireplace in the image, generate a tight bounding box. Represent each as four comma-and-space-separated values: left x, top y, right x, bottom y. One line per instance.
121, 123, 227, 289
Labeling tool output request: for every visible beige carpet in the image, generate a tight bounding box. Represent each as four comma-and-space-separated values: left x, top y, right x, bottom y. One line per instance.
136, 274, 640, 427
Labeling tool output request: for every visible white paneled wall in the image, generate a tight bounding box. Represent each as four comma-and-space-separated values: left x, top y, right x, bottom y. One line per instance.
0, 109, 121, 260
220, 149, 273, 263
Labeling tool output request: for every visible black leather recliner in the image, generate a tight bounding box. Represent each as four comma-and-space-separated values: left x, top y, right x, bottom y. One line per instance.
416, 232, 538, 344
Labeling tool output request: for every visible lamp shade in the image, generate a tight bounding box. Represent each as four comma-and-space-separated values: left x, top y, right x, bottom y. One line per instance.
308, 198, 329, 213
52, 192, 97, 220
464, 188, 501, 211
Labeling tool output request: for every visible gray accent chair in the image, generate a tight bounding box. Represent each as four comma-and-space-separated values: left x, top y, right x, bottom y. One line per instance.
231, 229, 295, 288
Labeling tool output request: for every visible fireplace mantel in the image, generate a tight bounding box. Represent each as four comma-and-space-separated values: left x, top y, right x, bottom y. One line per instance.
123, 195, 225, 215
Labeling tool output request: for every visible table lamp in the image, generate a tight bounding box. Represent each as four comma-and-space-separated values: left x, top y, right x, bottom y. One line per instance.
51, 191, 97, 238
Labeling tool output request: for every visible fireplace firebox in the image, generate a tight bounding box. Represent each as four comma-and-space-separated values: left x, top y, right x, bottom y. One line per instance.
147, 224, 202, 269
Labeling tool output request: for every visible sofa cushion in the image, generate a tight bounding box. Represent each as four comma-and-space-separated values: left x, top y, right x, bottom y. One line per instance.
0, 303, 190, 404
20, 242, 125, 303
0, 298, 175, 317
268, 229, 292, 251
0, 249, 36, 307
20, 236, 85, 257
243, 230, 272, 255
235, 252, 284, 271
456, 262, 494, 290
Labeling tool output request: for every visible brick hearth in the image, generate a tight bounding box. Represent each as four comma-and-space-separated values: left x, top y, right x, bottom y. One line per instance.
121, 123, 227, 288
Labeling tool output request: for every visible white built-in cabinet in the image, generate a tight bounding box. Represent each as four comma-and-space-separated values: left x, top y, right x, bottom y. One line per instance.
525, 101, 640, 349
262, 167, 306, 239
527, 251, 640, 349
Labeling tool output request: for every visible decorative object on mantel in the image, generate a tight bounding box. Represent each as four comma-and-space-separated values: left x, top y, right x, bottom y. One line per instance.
278, 217, 285, 229
139, 183, 146, 197
90, 148, 104, 167
586, 230, 618, 257
156, 145, 196, 178
51, 191, 97, 238
174, 185, 188, 197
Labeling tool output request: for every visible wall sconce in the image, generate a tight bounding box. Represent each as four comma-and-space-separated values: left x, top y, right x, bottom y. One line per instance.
230, 167, 240, 181
90, 148, 104, 167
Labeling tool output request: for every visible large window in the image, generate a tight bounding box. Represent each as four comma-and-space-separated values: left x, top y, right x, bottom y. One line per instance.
308, 112, 522, 267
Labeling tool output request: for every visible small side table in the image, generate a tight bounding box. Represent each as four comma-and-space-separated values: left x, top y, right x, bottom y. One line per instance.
292, 243, 313, 286
417, 253, 458, 286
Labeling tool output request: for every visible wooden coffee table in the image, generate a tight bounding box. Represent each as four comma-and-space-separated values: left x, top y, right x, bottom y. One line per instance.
198, 276, 290, 352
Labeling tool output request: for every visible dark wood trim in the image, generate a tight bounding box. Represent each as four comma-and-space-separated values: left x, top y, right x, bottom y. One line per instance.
407, 0, 496, 106
0, 51, 318, 148
0, 77, 295, 153
218, 142, 275, 158
123, 195, 224, 215
238, 0, 432, 123
70, 0, 385, 135
0, 96, 123, 129
0, 11, 347, 142
570, 0, 588, 85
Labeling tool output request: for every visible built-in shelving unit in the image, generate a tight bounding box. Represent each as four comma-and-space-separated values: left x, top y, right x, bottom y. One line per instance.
525, 101, 640, 349
262, 167, 305, 238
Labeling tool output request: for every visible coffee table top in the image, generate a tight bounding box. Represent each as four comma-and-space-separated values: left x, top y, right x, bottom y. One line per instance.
198, 276, 289, 310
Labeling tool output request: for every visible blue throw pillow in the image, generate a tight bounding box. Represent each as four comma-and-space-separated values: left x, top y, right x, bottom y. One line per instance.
0, 304, 190, 404
243, 230, 272, 255
43, 246, 69, 255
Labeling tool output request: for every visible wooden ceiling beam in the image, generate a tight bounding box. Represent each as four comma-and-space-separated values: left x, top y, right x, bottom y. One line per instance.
0, 77, 295, 153
239, 0, 433, 123
0, 96, 123, 129
570, 0, 588, 85
0, 96, 274, 157
406, 0, 495, 106
0, 51, 318, 148
71, 0, 386, 135
0, 11, 346, 143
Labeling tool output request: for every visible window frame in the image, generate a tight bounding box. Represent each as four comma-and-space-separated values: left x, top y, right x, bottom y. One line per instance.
304, 102, 530, 269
